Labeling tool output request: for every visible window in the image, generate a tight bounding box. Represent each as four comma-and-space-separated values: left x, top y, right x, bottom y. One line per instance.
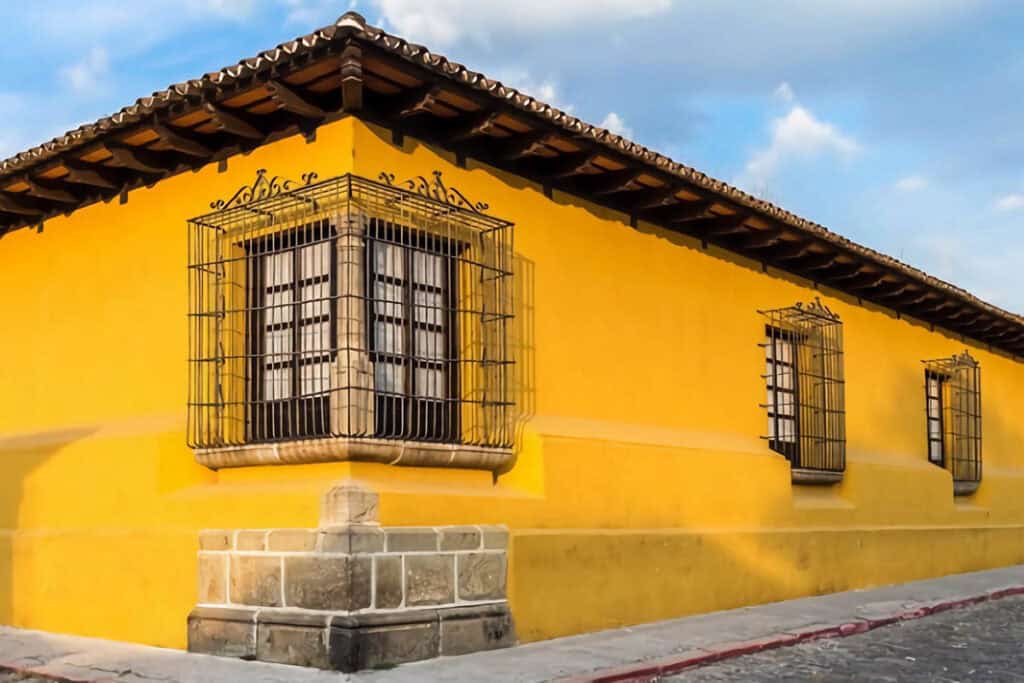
187, 171, 515, 457
760, 298, 846, 477
247, 221, 336, 442
922, 352, 981, 493
367, 221, 458, 442
925, 370, 946, 466
765, 327, 799, 460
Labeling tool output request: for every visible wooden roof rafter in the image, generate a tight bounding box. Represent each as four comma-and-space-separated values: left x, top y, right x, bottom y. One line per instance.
0, 11, 1018, 358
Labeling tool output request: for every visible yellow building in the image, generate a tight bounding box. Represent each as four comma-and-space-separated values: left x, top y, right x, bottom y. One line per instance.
1, 11, 1023, 672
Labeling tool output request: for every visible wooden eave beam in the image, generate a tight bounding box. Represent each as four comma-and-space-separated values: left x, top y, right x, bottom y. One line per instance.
628, 185, 682, 211
797, 253, 838, 271
446, 111, 502, 144
769, 241, 813, 262
379, 84, 441, 120
21, 177, 79, 204
574, 169, 645, 196
105, 144, 174, 174
660, 200, 713, 224
267, 80, 327, 119
529, 151, 600, 181
0, 193, 44, 217
681, 213, 750, 237
62, 162, 120, 190
151, 123, 213, 158
741, 230, 783, 250
872, 283, 912, 300
821, 262, 863, 281
340, 43, 364, 112
497, 131, 553, 161
846, 273, 888, 291
203, 103, 265, 140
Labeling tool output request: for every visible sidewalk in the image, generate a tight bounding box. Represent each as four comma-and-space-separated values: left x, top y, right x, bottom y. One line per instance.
3, 565, 1023, 683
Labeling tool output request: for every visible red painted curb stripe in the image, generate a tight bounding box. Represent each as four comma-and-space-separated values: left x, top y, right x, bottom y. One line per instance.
566, 584, 1024, 682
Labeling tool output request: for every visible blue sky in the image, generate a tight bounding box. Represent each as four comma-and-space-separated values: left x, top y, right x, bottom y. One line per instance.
1, 1, 1022, 311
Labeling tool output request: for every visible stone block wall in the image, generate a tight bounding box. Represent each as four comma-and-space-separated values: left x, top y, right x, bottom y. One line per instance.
188, 482, 515, 671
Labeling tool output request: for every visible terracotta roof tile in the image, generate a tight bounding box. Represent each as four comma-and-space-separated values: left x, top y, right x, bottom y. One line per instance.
1, 11, 1021, 335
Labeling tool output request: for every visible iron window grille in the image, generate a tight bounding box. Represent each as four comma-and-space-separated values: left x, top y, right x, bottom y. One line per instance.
922, 352, 981, 490
760, 298, 846, 475
187, 170, 515, 451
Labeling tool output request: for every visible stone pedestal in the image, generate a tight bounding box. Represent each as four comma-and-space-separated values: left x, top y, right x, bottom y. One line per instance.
188, 481, 515, 672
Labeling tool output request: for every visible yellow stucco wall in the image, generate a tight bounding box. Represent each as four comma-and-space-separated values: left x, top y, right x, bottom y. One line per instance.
2, 116, 1024, 649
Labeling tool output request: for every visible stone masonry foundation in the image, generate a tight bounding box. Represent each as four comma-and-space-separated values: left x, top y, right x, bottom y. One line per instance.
187, 482, 515, 672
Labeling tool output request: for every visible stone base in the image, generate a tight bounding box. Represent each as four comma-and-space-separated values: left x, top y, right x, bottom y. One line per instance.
188, 603, 515, 672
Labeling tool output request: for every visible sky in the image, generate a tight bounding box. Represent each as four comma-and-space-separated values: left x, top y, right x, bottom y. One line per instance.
0, 1, 1022, 312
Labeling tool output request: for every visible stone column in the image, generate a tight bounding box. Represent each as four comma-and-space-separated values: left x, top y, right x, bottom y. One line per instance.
331, 209, 375, 437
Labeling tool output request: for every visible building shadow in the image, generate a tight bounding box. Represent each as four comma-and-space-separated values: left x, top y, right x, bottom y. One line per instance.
0, 426, 95, 625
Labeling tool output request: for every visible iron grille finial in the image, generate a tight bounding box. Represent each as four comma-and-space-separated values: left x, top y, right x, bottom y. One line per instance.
794, 296, 840, 322
210, 168, 320, 210
378, 170, 490, 214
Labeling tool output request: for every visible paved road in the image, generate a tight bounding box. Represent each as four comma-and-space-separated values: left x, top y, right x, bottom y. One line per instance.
670, 596, 1024, 682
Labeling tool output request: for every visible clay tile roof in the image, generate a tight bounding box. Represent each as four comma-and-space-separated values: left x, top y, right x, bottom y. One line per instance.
1, 11, 1022, 350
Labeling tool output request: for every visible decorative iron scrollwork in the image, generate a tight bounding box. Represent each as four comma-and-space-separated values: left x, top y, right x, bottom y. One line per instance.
210, 169, 319, 210
952, 350, 979, 368
795, 296, 840, 321
378, 170, 490, 213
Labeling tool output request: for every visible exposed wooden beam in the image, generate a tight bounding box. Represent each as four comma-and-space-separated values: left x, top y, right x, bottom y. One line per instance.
21, 177, 79, 204
741, 230, 782, 250
267, 80, 326, 119
797, 254, 838, 271
770, 241, 813, 262
662, 200, 713, 224
873, 283, 912, 300
340, 44, 363, 112
823, 263, 864, 280
680, 213, 750, 237
106, 143, 173, 175
380, 84, 440, 120
152, 123, 213, 158
497, 131, 552, 161
62, 162, 120, 190
447, 111, 502, 144
846, 273, 888, 291
530, 151, 599, 180
574, 169, 644, 196
0, 193, 44, 217
203, 103, 265, 140
628, 185, 682, 211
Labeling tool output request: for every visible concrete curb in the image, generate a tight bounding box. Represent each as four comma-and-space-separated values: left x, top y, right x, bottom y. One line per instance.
559, 586, 1024, 682
0, 661, 115, 683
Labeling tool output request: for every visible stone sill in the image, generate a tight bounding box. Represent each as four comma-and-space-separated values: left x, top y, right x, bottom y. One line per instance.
791, 468, 844, 486
954, 480, 981, 497
194, 436, 514, 472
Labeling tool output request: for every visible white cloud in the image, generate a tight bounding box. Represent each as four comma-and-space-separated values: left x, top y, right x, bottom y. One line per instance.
995, 194, 1024, 212
369, 0, 672, 47
60, 47, 110, 94
774, 82, 795, 103
738, 105, 860, 197
895, 175, 928, 192
599, 112, 633, 138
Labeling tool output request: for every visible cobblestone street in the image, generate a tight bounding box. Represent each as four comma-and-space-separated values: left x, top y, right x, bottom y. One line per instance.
671, 596, 1024, 682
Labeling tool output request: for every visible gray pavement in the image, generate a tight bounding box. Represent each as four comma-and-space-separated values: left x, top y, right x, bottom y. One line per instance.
671, 595, 1024, 682
1, 565, 1023, 682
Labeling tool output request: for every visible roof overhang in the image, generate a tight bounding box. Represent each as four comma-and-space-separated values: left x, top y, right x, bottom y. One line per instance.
1, 12, 1022, 358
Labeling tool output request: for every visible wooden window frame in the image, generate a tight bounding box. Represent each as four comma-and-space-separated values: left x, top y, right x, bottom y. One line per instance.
766, 326, 800, 462
246, 221, 338, 443
925, 369, 947, 468
366, 219, 461, 444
